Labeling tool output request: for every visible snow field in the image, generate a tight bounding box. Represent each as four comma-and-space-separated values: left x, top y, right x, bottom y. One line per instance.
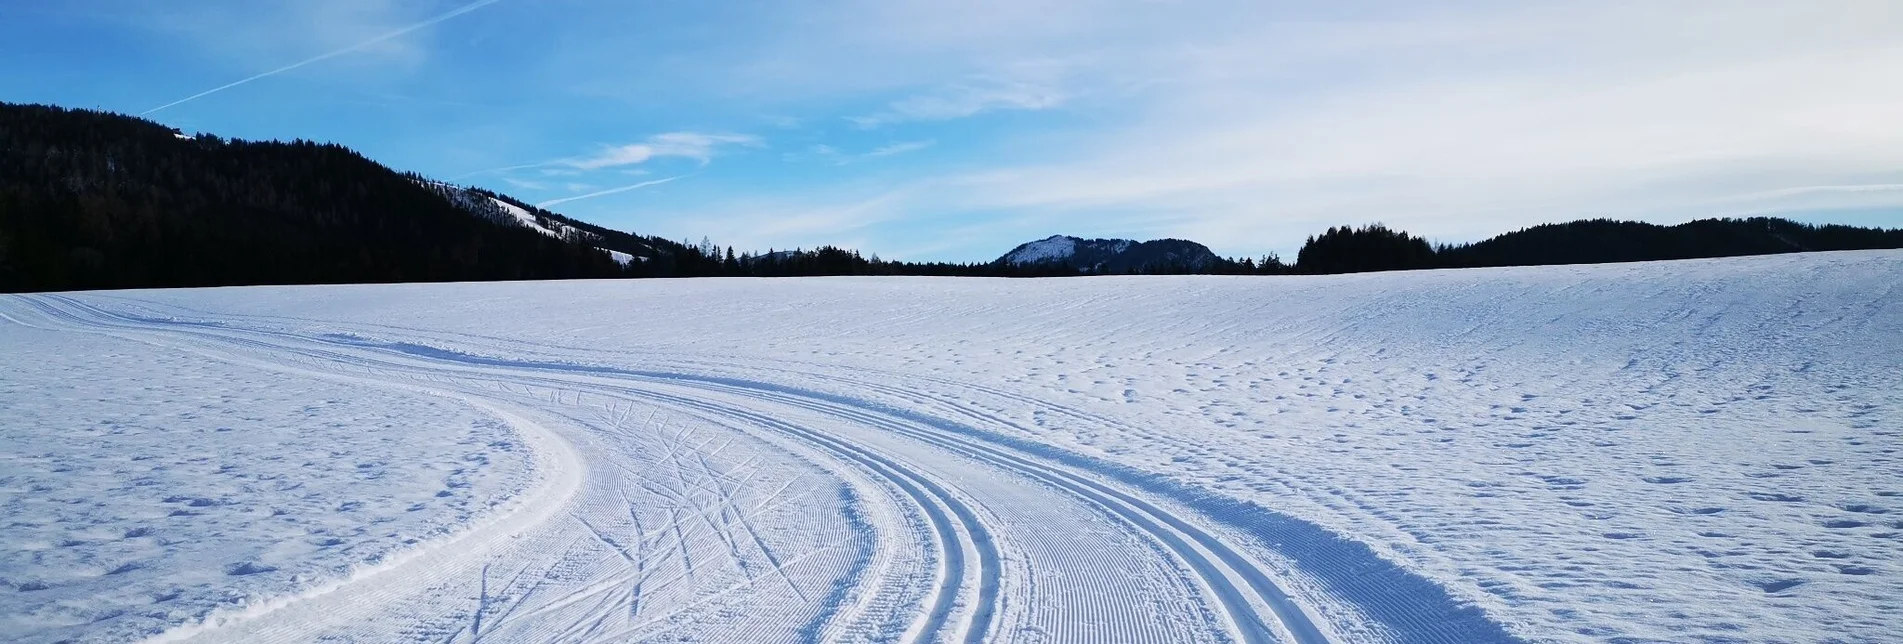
1, 248, 1897, 642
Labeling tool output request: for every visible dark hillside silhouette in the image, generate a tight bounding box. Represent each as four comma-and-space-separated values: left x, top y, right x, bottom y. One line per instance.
1292, 218, 1903, 275
0, 103, 622, 292
1435, 218, 1903, 269
1294, 225, 1436, 274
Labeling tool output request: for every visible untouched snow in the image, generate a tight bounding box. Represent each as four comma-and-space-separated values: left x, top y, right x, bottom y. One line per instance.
2, 250, 1899, 643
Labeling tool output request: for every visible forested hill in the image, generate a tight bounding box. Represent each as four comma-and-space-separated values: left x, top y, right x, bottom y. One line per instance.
995, 235, 1225, 273
0, 103, 627, 292
1437, 218, 1903, 268
1293, 219, 1903, 275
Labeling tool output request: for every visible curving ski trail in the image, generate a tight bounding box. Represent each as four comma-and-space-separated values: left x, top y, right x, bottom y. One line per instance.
2, 290, 1548, 644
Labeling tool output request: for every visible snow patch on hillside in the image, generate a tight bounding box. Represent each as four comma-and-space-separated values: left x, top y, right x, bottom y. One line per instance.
419, 181, 642, 265
1003, 235, 1079, 264
486, 197, 570, 241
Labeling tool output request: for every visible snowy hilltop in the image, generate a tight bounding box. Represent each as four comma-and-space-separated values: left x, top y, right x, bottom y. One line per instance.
996, 234, 1223, 273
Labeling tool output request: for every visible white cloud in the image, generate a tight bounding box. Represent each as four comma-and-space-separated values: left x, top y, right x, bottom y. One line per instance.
852, 80, 1066, 127
456, 132, 761, 181
1716, 184, 1903, 205
864, 140, 936, 158
567, 132, 761, 170
788, 141, 936, 166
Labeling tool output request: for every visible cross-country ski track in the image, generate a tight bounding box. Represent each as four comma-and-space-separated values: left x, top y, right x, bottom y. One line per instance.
3, 293, 1511, 643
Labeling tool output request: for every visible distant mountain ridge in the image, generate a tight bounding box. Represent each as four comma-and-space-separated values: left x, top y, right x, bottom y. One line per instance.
997, 235, 1223, 273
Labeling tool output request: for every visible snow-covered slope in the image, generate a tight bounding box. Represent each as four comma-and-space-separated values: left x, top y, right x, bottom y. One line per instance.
2, 250, 1898, 643
422, 182, 637, 266
1001, 235, 1082, 264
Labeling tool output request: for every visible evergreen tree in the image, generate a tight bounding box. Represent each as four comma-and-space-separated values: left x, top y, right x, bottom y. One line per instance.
1294, 224, 1436, 274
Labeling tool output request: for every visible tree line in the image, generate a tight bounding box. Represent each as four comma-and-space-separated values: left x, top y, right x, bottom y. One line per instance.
1293, 219, 1903, 275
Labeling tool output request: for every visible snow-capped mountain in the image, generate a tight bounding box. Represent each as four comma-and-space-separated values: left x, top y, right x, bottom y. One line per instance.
997, 235, 1221, 273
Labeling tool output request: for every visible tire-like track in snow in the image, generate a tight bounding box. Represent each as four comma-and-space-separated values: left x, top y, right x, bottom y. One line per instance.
8, 293, 1524, 644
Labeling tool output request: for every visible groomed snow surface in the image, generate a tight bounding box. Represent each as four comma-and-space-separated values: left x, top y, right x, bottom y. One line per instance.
2, 250, 1898, 643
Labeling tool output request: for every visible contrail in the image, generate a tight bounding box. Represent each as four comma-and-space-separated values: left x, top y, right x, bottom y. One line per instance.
537, 176, 686, 208
142, 0, 508, 115
452, 160, 560, 180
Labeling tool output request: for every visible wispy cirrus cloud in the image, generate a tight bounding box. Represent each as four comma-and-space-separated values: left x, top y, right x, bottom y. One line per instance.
864, 140, 936, 158
455, 132, 760, 179
796, 140, 937, 165
567, 132, 761, 169
850, 80, 1066, 127
1716, 183, 1903, 205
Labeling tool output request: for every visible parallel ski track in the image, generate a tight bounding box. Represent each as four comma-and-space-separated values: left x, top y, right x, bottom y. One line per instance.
64, 292, 1534, 644
13, 293, 1376, 643
14, 295, 997, 644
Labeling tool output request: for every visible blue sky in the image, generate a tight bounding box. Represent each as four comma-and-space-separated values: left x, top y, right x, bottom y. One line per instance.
4, 1, 1901, 261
